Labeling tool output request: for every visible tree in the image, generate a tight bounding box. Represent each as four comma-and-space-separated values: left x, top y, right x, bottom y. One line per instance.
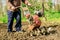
0, 0, 3, 17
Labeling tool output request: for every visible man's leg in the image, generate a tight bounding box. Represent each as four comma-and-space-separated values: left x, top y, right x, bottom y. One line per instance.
7, 10, 14, 32
14, 10, 21, 32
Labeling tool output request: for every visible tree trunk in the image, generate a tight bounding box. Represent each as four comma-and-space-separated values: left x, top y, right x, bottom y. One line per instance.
0, 0, 3, 17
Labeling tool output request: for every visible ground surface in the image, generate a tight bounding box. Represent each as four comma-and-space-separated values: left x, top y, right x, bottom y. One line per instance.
0, 21, 60, 40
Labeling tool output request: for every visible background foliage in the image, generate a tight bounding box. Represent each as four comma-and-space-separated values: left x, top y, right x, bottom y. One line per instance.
0, 0, 60, 23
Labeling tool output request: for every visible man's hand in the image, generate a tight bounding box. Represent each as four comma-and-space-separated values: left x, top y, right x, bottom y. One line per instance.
24, 0, 31, 6
11, 6, 16, 11
27, 3, 31, 6
11, 6, 21, 11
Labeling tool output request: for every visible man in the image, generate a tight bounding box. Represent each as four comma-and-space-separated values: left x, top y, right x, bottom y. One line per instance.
7, 0, 31, 32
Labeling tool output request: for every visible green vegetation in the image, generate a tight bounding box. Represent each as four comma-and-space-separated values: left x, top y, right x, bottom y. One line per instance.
0, 0, 60, 23
1, 10, 60, 23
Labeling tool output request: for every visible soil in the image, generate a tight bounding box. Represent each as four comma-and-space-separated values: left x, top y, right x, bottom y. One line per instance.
0, 21, 60, 40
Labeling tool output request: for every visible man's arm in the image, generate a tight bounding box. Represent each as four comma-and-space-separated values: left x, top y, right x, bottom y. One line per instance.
7, 0, 16, 11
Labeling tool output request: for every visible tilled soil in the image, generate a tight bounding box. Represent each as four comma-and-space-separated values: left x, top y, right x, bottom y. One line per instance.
0, 22, 60, 40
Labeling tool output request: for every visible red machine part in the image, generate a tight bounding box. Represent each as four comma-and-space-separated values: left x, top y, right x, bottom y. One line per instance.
33, 15, 41, 27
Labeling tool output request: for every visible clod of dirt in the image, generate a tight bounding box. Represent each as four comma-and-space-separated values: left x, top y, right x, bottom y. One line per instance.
47, 27, 56, 34
40, 26, 47, 35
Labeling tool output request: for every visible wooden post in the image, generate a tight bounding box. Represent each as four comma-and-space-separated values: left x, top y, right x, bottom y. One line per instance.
42, 0, 44, 16
42, 0, 47, 21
